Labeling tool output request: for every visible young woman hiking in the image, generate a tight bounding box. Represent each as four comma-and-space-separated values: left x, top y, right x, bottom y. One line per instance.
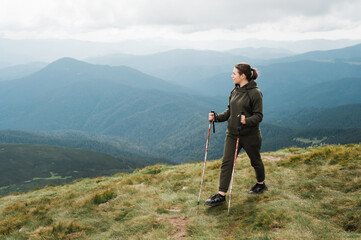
206, 63, 267, 207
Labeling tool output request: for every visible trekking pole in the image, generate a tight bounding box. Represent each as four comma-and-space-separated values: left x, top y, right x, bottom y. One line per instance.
228, 112, 244, 215
197, 111, 215, 206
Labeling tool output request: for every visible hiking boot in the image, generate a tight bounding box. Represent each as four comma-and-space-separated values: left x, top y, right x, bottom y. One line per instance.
205, 193, 226, 207
248, 182, 268, 194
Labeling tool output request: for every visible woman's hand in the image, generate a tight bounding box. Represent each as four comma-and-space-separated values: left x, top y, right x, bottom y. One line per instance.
241, 114, 246, 125
237, 113, 246, 125
209, 112, 215, 121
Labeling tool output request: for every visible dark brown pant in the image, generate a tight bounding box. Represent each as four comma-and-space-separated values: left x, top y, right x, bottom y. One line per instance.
219, 132, 265, 192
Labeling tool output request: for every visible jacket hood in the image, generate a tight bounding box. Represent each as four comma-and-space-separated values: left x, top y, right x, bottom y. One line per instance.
235, 80, 258, 91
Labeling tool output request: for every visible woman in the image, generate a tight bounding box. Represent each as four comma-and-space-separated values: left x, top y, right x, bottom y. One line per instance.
206, 63, 267, 207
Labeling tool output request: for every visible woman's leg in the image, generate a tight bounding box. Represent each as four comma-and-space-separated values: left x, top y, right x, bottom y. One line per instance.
218, 134, 241, 193
241, 132, 265, 182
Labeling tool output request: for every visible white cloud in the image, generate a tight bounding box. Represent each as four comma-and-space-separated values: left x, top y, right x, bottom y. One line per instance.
0, 0, 361, 41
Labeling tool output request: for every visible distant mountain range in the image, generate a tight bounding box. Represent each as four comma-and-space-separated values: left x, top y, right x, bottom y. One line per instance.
86, 43, 361, 92
268, 77, 361, 110
274, 43, 361, 63
0, 129, 170, 163
190, 45, 361, 115
2, 37, 360, 68
0, 58, 226, 162
0, 62, 47, 81
88, 49, 251, 70
227, 47, 295, 59
0, 44, 361, 164
86, 49, 252, 87
267, 104, 361, 129
3, 42, 361, 87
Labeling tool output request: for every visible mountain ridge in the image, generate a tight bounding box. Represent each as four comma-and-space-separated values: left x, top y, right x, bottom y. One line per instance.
272, 43, 361, 63
1, 57, 360, 162
23, 57, 190, 93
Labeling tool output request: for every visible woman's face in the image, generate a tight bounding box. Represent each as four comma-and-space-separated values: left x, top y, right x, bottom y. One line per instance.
231, 67, 244, 85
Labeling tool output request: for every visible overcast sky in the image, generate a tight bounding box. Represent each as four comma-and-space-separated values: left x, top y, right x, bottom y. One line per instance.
1, 0, 361, 43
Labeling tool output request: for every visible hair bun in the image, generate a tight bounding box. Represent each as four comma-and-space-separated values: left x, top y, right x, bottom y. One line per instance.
235, 63, 258, 81
250, 67, 258, 81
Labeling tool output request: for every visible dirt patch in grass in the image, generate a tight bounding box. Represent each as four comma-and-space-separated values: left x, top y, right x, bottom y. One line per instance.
65, 231, 84, 239
167, 207, 181, 213
157, 216, 189, 239
130, 183, 147, 190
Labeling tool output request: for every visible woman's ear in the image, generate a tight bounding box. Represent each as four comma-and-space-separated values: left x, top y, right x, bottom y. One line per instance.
241, 73, 247, 80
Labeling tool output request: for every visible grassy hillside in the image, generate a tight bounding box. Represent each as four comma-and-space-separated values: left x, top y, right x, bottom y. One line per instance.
0, 144, 360, 239
0, 144, 170, 196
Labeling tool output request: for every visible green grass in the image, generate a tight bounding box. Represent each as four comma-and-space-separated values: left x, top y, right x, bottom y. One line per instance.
293, 137, 328, 145
24, 172, 72, 183
0, 144, 360, 239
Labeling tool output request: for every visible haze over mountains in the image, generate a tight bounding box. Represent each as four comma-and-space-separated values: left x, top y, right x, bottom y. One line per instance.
274, 42, 361, 63
0, 57, 227, 162
1, 38, 360, 68
1, 40, 361, 194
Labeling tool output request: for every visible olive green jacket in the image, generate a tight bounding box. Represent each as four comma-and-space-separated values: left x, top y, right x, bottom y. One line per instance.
215, 80, 263, 135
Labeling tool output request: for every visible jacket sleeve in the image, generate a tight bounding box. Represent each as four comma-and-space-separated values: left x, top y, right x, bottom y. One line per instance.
245, 89, 263, 127
215, 106, 230, 122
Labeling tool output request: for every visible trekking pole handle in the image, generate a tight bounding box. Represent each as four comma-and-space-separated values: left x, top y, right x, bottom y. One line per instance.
237, 112, 245, 132
211, 110, 216, 133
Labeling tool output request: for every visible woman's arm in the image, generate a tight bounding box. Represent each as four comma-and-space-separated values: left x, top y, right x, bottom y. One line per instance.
215, 106, 230, 122
245, 90, 263, 127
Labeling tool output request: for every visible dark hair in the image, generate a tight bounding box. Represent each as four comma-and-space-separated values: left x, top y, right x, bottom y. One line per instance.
235, 63, 258, 81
